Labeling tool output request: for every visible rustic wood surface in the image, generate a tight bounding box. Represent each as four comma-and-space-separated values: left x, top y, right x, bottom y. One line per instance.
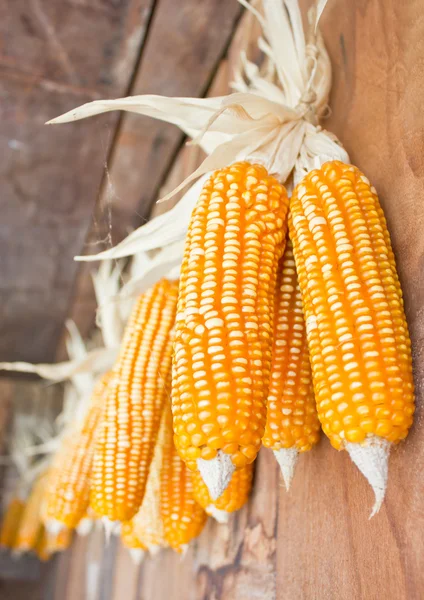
0, 0, 156, 364
1, 0, 424, 599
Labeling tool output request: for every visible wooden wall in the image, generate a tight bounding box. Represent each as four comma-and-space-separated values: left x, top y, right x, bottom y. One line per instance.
1, 0, 424, 599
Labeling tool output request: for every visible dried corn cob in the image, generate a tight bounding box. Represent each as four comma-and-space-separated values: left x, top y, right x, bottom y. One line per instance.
132, 405, 167, 552
160, 404, 206, 552
46, 526, 73, 554
90, 279, 178, 522
43, 372, 112, 530
0, 497, 25, 548
289, 160, 415, 514
192, 463, 253, 523
35, 528, 51, 562
121, 520, 146, 565
262, 238, 320, 489
172, 162, 288, 497
14, 473, 47, 553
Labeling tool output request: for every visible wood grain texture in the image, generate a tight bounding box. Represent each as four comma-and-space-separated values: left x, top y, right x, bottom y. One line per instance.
0, 0, 154, 364
64, 0, 244, 353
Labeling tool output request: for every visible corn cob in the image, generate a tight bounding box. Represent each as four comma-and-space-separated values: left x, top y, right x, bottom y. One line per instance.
121, 520, 146, 565
132, 404, 167, 553
160, 404, 206, 552
35, 529, 51, 562
43, 372, 112, 530
90, 279, 178, 522
0, 498, 25, 548
289, 160, 415, 514
14, 474, 47, 553
45, 526, 73, 554
262, 238, 320, 489
172, 162, 288, 498
192, 463, 253, 523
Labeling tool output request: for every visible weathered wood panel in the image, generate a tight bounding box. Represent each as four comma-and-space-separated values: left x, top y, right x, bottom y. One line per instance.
64, 0, 244, 353
0, 0, 155, 364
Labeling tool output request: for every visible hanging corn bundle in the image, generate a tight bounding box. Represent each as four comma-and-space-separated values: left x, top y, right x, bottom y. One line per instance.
46, 0, 415, 515
90, 279, 178, 523
192, 463, 253, 523
262, 238, 320, 489
160, 403, 207, 552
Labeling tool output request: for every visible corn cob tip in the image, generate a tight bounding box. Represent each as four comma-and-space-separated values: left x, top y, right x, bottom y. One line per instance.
273, 448, 299, 491
206, 506, 229, 524
45, 520, 66, 536
128, 548, 145, 566
197, 451, 235, 501
102, 518, 120, 542
148, 544, 161, 557
346, 436, 391, 518
76, 518, 93, 537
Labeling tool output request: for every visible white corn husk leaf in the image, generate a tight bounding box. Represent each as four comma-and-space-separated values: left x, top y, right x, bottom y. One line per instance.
92, 260, 124, 349
0, 347, 116, 383
48, 0, 349, 269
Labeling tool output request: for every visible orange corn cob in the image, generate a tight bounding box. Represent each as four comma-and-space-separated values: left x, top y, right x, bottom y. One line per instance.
35, 529, 51, 562
121, 520, 146, 550
289, 160, 414, 512
14, 474, 47, 553
262, 238, 320, 488
90, 279, 179, 522
192, 464, 253, 520
172, 162, 288, 481
43, 372, 112, 529
132, 405, 167, 551
0, 498, 25, 548
46, 526, 73, 554
160, 404, 206, 552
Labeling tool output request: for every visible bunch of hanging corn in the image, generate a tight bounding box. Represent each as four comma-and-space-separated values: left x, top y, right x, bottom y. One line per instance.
90, 279, 179, 522
43, 371, 112, 530
172, 161, 289, 497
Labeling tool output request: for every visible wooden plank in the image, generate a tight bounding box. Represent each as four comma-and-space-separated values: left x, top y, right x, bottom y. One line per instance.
0, 0, 155, 364
65, 0, 244, 350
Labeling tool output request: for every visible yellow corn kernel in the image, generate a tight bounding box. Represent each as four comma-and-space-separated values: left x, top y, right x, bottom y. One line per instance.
192, 463, 253, 514
0, 498, 25, 548
90, 279, 179, 522
14, 474, 47, 553
43, 372, 112, 529
262, 238, 320, 452
172, 162, 289, 470
289, 160, 414, 449
160, 404, 206, 552
132, 404, 167, 550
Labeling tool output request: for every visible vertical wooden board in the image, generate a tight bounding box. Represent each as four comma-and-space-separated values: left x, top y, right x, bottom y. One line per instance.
110, 540, 141, 600
0, 0, 155, 364
80, 0, 244, 251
